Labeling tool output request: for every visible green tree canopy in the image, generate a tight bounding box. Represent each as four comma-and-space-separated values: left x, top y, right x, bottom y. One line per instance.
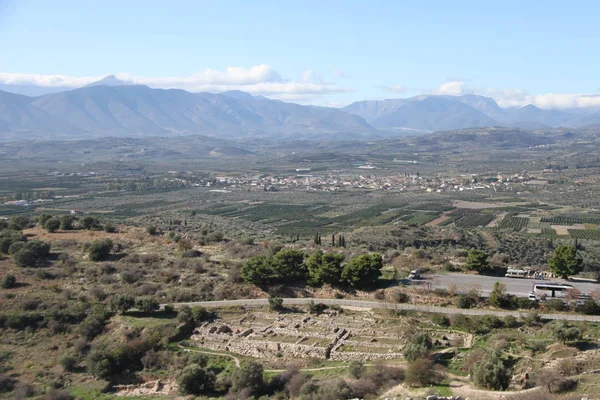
241, 254, 278, 285
403, 332, 433, 362
1, 274, 17, 289
471, 350, 511, 390
135, 297, 159, 313
341, 253, 383, 288
306, 250, 345, 286
109, 294, 135, 314
268, 296, 284, 311
82, 216, 101, 230
465, 249, 490, 274
551, 321, 582, 344
176, 364, 216, 395
89, 239, 113, 261
272, 248, 307, 282
241, 249, 308, 286
231, 361, 265, 395
44, 218, 61, 233
489, 281, 512, 308
548, 244, 583, 279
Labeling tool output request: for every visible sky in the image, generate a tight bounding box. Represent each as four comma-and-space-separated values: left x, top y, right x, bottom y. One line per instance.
1, 0, 600, 108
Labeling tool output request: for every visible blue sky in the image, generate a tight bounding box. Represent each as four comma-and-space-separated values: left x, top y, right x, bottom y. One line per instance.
1, 0, 600, 107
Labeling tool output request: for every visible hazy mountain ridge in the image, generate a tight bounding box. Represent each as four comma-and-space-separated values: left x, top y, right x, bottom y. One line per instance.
343, 94, 600, 132
0, 83, 377, 141
3, 77, 600, 141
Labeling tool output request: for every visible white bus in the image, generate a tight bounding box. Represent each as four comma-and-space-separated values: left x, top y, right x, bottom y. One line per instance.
534, 282, 573, 298
505, 269, 529, 278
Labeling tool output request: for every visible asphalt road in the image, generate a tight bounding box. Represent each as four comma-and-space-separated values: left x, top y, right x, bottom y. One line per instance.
423, 273, 600, 297
168, 297, 600, 322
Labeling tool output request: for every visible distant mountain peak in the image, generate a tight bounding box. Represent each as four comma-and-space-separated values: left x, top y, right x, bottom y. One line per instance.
520, 104, 540, 110
84, 75, 133, 87
220, 90, 254, 100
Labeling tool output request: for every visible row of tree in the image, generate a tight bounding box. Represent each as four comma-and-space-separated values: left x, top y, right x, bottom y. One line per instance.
313, 232, 346, 247
241, 249, 383, 289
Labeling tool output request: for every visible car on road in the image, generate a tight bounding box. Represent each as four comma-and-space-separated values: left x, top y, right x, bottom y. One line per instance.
528, 291, 537, 301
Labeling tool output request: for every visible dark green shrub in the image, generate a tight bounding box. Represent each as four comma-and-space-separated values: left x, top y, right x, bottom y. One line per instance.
163, 304, 174, 314
503, 315, 519, 328
390, 289, 410, 303
81, 216, 100, 230
88, 239, 112, 261
544, 299, 566, 312
0, 374, 15, 393
456, 294, 477, 309
103, 223, 117, 233
347, 360, 365, 379
59, 216, 75, 231
59, 354, 77, 372
579, 298, 600, 315
307, 301, 328, 315
176, 364, 216, 395
431, 313, 450, 327
231, 361, 265, 395
12, 249, 36, 267
1, 274, 16, 289
471, 350, 511, 390
515, 297, 537, 310
403, 333, 433, 362
135, 297, 159, 313
44, 218, 61, 233
109, 294, 135, 314
268, 296, 284, 312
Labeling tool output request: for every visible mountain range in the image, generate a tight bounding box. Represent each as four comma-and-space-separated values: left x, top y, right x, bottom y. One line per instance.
343, 94, 600, 132
0, 82, 375, 141
2, 76, 600, 141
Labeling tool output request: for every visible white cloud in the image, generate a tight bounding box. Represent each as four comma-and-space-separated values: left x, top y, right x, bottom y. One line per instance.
433, 81, 467, 96
494, 91, 600, 109
380, 80, 600, 109
0, 65, 353, 99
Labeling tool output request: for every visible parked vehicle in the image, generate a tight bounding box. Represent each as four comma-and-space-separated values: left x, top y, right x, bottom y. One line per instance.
408, 269, 421, 280
528, 291, 537, 301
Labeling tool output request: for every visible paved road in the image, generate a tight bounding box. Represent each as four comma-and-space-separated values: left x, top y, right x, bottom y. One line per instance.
168, 297, 600, 322
424, 273, 600, 297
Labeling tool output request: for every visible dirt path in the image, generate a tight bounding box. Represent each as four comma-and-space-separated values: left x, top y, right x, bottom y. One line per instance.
449, 379, 543, 399
481, 230, 497, 249
486, 212, 507, 228
381, 372, 543, 400
427, 213, 452, 226
177, 344, 241, 368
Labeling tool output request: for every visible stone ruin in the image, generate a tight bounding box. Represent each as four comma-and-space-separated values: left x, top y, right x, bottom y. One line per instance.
189, 310, 466, 362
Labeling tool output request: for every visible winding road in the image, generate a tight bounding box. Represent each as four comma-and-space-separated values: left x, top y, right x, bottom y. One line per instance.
167, 297, 600, 322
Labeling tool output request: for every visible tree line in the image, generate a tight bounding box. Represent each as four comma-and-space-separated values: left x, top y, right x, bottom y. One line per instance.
241, 248, 383, 289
